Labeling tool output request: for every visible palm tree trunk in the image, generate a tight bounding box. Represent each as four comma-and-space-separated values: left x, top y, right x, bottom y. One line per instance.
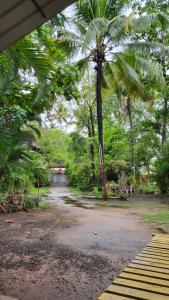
162, 97, 168, 146
126, 96, 135, 188
89, 106, 96, 181
87, 120, 95, 181
161, 33, 168, 146
96, 61, 107, 199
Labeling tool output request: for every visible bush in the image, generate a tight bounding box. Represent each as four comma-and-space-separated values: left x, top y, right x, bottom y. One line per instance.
105, 159, 129, 182
24, 197, 37, 210
138, 184, 159, 194
155, 142, 169, 193
119, 192, 127, 200
89, 187, 101, 198
66, 158, 96, 191
38, 201, 49, 209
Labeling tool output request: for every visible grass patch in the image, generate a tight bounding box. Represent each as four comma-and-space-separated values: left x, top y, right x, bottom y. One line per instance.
68, 186, 84, 196
25, 186, 49, 211
138, 184, 160, 194
142, 211, 169, 225
38, 201, 49, 209
95, 199, 131, 208
29, 186, 49, 197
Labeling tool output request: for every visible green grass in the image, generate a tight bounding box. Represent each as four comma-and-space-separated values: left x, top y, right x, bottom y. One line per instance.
24, 186, 50, 211
68, 186, 84, 195
38, 201, 49, 209
29, 186, 49, 197
142, 211, 169, 225
95, 199, 131, 208
138, 184, 160, 194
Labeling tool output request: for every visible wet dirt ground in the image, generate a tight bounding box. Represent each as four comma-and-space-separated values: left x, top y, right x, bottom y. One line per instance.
0, 187, 152, 300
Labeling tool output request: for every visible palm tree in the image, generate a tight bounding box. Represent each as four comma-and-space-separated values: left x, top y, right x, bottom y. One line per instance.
59, 0, 167, 198
0, 35, 51, 107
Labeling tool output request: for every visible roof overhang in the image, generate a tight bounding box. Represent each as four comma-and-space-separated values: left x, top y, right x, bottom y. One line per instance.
0, 0, 74, 52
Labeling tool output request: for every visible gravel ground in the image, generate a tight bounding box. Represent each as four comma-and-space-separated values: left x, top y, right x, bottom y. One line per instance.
0, 187, 152, 300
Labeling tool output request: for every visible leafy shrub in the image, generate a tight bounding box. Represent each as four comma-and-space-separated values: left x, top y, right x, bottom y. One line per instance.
66, 158, 96, 191
155, 142, 169, 193
138, 184, 159, 194
89, 187, 101, 198
24, 197, 37, 210
0, 193, 6, 205
119, 192, 127, 200
105, 159, 128, 182
38, 201, 49, 209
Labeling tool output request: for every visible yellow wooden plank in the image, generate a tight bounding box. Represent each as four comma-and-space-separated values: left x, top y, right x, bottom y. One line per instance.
106, 284, 169, 300
139, 253, 169, 261
153, 236, 169, 240
98, 293, 134, 300
114, 277, 169, 295
147, 242, 169, 248
150, 242, 169, 246
142, 246, 169, 255
146, 247, 169, 253
153, 234, 169, 238
132, 259, 169, 269
119, 272, 169, 287
150, 242, 169, 247
124, 267, 169, 280
135, 255, 169, 265
129, 262, 169, 274
141, 249, 169, 258
148, 243, 169, 249
143, 248, 169, 256
153, 238, 169, 242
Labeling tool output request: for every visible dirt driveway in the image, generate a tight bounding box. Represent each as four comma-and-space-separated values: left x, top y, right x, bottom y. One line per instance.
0, 188, 152, 300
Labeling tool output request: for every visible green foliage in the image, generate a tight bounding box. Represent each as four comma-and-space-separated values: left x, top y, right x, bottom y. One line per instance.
89, 187, 102, 198
119, 192, 127, 199
138, 184, 159, 194
29, 186, 49, 197
24, 197, 37, 210
0, 0, 169, 208
39, 128, 71, 166
67, 157, 95, 191
38, 201, 49, 209
142, 211, 169, 225
155, 142, 169, 193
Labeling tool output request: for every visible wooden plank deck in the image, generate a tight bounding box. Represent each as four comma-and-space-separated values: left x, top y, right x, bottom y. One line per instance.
98, 234, 169, 300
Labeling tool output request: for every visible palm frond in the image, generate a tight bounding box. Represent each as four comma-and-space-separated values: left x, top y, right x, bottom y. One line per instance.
11, 38, 50, 80
124, 41, 164, 55
114, 55, 149, 100
133, 12, 169, 32
82, 17, 108, 51
107, 15, 131, 43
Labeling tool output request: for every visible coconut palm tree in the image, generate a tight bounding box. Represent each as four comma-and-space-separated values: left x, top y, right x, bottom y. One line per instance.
59, 0, 167, 198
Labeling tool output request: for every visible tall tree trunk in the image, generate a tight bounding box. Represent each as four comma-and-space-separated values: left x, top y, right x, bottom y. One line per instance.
162, 97, 168, 146
87, 120, 95, 181
96, 61, 107, 199
89, 106, 96, 180
126, 96, 135, 189
161, 32, 168, 146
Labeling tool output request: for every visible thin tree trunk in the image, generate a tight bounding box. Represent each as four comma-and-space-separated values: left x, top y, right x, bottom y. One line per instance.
96, 61, 107, 199
126, 96, 135, 189
160, 31, 168, 146
162, 97, 168, 146
37, 177, 40, 207
87, 120, 95, 181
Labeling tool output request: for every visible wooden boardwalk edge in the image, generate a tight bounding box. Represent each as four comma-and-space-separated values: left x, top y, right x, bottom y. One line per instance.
97, 234, 169, 300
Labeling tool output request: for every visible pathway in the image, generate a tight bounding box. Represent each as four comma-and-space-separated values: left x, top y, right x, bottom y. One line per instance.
0, 186, 153, 300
